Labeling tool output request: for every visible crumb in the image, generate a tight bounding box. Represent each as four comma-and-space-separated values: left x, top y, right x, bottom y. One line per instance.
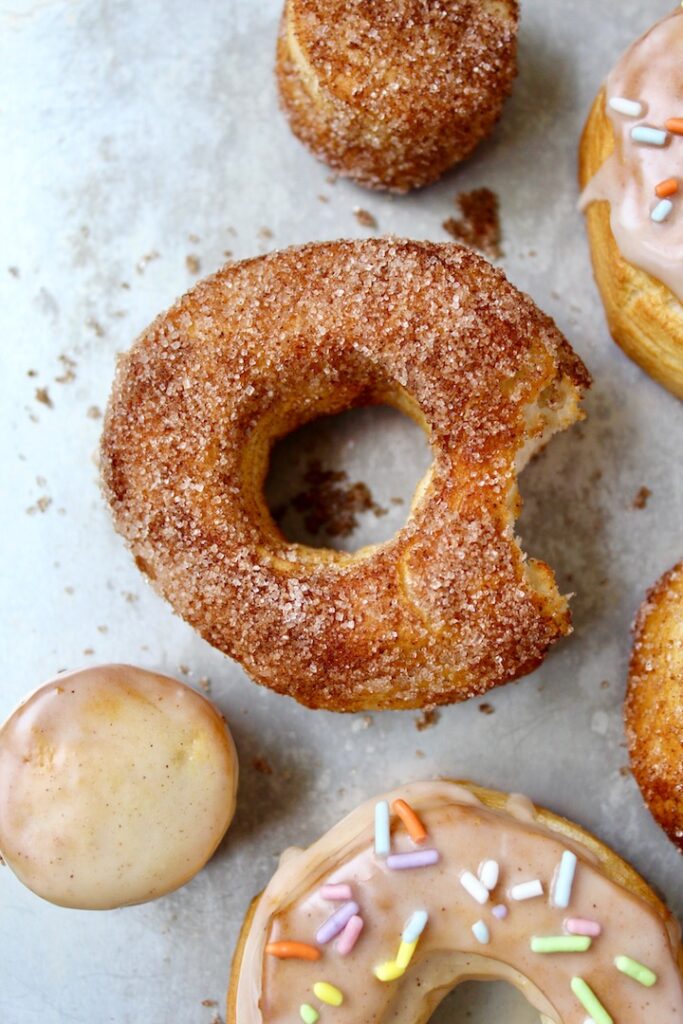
600, 680, 610, 690
210, 1014, 224, 1024
223, 250, 234, 262
83, 647, 95, 656
36, 475, 46, 486
632, 486, 651, 510
317, 194, 330, 203
258, 227, 274, 241
85, 316, 105, 338
97, 625, 108, 634
186, 254, 201, 275
353, 207, 377, 230
619, 765, 631, 778
8, 266, 19, 278
27, 369, 37, 377
252, 756, 274, 775
326, 174, 338, 185
121, 281, 131, 290
55, 353, 77, 384
390, 496, 404, 506
122, 590, 138, 603
188, 233, 201, 244
198, 676, 211, 694
443, 187, 502, 259
136, 249, 160, 274
87, 405, 102, 420
35, 386, 53, 408
478, 702, 495, 715
415, 749, 425, 759
64, 586, 74, 595
179, 664, 190, 676
277, 460, 387, 538
227, 226, 237, 237
201, 999, 217, 1008
415, 707, 440, 731
26, 495, 52, 515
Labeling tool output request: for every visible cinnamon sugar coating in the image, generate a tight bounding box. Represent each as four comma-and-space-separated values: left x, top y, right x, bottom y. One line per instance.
102, 239, 589, 711
276, 0, 519, 192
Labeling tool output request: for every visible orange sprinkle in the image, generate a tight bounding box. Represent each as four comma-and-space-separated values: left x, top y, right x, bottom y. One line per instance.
655, 177, 679, 198
392, 798, 427, 845
665, 117, 683, 135
265, 941, 321, 961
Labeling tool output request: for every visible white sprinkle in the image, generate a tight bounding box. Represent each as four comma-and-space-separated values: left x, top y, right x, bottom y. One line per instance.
460, 870, 490, 905
608, 97, 643, 117
375, 801, 390, 857
492, 904, 508, 919
471, 920, 490, 944
510, 879, 544, 901
552, 850, 577, 909
631, 125, 668, 146
652, 199, 674, 223
479, 859, 499, 891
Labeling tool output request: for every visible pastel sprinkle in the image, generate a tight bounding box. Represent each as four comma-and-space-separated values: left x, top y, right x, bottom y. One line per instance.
608, 97, 643, 117
631, 125, 668, 146
265, 941, 321, 961
472, 920, 490, 945
479, 859, 500, 891
392, 798, 428, 844
566, 918, 602, 938
665, 117, 683, 135
387, 849, 440, 870
374, 960, 405, 982
396, 940, 418, 970
571, 977, 613, 1024
402, 910, 429, 943
320, 883, 353, 901
460, 870, 490, 905
531, 936, 592, 954
655, 177, 678, 199
300, 1004, 319, 1024
316, 901, 360, 944
651, 199, 673, 223
337, 915, 364, 956
313, 982, 344, 1007
492, 904, 508, 920
510, 879, 544, 901
552, 851, 577, 909
375, 801, 391, 857
614, 955, 657, 987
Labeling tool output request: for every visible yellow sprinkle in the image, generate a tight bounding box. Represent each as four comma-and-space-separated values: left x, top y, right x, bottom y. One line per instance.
313, 982, 343, 1007
396, 940, 417, 970
374, 960, 405, 982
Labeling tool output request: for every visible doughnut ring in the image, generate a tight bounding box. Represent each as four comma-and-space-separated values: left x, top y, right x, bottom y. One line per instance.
102, 239, 589, 711
626, 562, 683, 851
276, 0, 520, 192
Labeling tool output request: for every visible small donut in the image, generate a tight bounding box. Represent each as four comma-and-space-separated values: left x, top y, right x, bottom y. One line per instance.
579, 7, 683, 399
102, 239, 589, 712
626, 562, 683, 851
228, 780, 683, 1023
276, 0, 519, 192
0, 665, 238, 909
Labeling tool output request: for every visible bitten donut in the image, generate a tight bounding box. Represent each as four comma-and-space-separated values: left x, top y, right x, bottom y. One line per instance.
102, 239, 589, 712
276, 0, 519, 192
0, 665, 238, 909
579, 7, 683, 399
626, 562, 683, 851
228, 780, 683, 1023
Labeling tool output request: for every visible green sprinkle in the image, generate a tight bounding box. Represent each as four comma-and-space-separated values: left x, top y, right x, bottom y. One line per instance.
531, 936, 592, 954
571, 977, 613, 1024
615, 955, 657, 987
300, 1004, 319, 1024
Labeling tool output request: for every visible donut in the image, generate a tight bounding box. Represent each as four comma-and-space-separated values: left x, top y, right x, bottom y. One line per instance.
102, 240, 589, 711
228, 780, 683, 1023
579, 7, 683, 399
276, 0, 519, 192
0, 664, 238, 909
626, 562, 683, 851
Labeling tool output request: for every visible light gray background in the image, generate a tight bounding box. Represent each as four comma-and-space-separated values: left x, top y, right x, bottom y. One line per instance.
1, 1, 681, 1021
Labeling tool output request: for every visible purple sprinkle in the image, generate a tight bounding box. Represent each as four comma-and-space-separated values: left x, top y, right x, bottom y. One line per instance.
492, 904, 508, 920
316, 900, 360, 944
386, 849, 440, 870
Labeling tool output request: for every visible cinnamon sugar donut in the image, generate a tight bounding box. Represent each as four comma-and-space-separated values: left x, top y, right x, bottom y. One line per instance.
102, 239, 590, 712
276, 0, 519, 192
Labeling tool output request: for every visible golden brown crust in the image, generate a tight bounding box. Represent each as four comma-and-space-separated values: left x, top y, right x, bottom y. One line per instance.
276, 0, 519, 192
626, 563, 683, 852
102, 239, 589, 712
579, 90, 683, 399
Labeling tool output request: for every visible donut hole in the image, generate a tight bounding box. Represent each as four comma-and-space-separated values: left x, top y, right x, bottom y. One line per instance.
429, 980, 540, 1024
264, 403, 432, 553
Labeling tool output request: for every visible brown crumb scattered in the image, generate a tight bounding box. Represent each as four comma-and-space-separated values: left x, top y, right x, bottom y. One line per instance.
121, 281, 131, 290
27, 368, 38, 377
179, 664, 190, 676
276, 460, 387, 538
632, 486, 651, 510
136, 249, 160, 274
210, 1014, 224, 1024
619, 765, 631, 778
198, 676, 211, 694
85, 316, 105, 338
326, 174, 338, 185
8, 266, 19, 278
223, 250, 234, 262
188, 233, 201, 244
27, 495, 52, 515
122, 590, 138, 603
258, 227, 274, 241
415, 749, 425, 759
478, 702, 495, 715
35, 386, 53, 408
390, 496, 404, 506
186, 254, 201, 275
442, 187, 501, 259
600, 679, 610, 690
55, 353, 77, 384
87, 405, 102, 420
415, 707, 440, 731
64, 586, 74, 595
97, 625, 108, 634
201, 999, 218, 1008
353, 207, 377, 230
317, 194, 330, 203
252, 756, 274, 775
83, 647, 95, 656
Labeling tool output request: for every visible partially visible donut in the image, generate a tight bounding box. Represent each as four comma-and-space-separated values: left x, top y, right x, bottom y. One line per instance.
276, 0, 519, 192
626, 563, 683, 852
102, 239, 590, 712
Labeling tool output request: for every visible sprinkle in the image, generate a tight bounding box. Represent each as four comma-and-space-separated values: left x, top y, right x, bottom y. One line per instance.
651, 199, 673, 223
471, 920, 490, 944
316, 901, 360, 944
531, 936, 592, 954
566, 918, 602, 937
608, 97, 644, 117
375, 801, 391, 857
492, 904, 508, 920
265, 941, 321, 961
374, 960, 405, 982
552, 851, 577, 909
460, 870, 490, 905
313, 982, 344, 1007
614, 955, 657, 987
387, 849, 440, 870
655, 178, 678, 198
665, 117, 683, 135
402, 910, 429, 943
320, 883, 353, 901
396, 939, 418, 970
510, 879, 543, 901
337, 915, 364, 956
571, 977, 613, 1024
392, 798, 427, 844
479, 859, 500, 891
631, 125, 668, 146
300, 1004, 319, 1024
